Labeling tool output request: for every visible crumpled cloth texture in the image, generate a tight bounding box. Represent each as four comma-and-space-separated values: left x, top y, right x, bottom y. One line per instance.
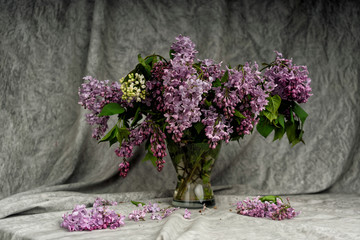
0, 192, 359, 240
0, 1, 359, 237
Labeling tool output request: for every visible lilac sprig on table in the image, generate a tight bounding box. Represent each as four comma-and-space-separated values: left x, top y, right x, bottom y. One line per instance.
129, 201, 180, 221
183, 209, 191, 219
61, 199, 190, 232
78, 35, 312, 176
61, 197, 125, 231
235, 196, 300, 220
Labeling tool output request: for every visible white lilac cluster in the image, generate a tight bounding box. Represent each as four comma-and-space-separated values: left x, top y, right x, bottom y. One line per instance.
120, 73, 146, 102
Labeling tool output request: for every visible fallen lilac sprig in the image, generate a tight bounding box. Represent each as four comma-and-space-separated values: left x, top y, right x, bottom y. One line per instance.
236, 196, 300, 220
183, 209, 191, 219
128, 201, 178, 221
61, 198, 125, 231
128, 208, 146, 222
150, 207, 179, 220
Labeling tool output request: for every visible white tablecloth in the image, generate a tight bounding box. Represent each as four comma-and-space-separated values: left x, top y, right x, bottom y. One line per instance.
0, 192, 359, 239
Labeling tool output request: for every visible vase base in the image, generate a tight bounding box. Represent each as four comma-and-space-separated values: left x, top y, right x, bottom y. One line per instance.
172, 199, 215, 209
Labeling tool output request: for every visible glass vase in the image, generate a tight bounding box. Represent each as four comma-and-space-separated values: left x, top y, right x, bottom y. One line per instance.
167, 140, 222, 208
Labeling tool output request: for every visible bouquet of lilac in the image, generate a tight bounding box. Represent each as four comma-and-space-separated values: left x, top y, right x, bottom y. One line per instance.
78, 35, 312, 177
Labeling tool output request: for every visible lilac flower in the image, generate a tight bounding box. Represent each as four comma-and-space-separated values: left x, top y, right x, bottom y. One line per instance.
235, 196, 300, 220
118, 160, 130, 178
202, 107, 233, 148
163, 36, 212, 142
265, 51, 312, 103
211, 63, 273, 137
93, 197, 118, 208
115, 141, 133, 159
128, 209, 146, 222
146, 61, 168, 111
148, 123, 167, 171
163, 207, 179, 218
143, 202, 161, 213
171, 35, 198, 64
61, 205, 93, 231
150, 207, 179, 221
150, 213, 163, 220
78, 76, 123, 140
61, 198, 125, 231
183, 209, 191, 219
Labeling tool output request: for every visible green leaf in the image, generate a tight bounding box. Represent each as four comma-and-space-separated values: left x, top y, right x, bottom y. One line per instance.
285, 121, 298, 144
193, 142, 210, 151
278, 114, 285, 128
115, 126, 122, 143
145, 56, 154, 65
234, 109, 246, 119
204, 99, 212, 107
231, 135, 243, 142
109, 137, 118, 147
130, 106, 142, 127
266, 95, 281, 114
259, 195, 283, 203
293, 103, 308, 125
289, 108, 294, 123
131, 200, 146, 206
256, 117, 275, 138
212, 78, 221, 87
118, 127, 131, 140
144, 138, 150, 151
143, 148, 157, 167
273, 126, 285, 141
221, 70, 229, 83
98, 103, 125, 117
169, 49, 175, 60
98, 124, 117, 143
138, 54, 152, 75
263, 111, 277, 123
194, 122, 205, 134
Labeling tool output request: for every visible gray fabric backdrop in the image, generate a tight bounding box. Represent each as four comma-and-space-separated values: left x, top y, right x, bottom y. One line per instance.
1, 0, 359, 205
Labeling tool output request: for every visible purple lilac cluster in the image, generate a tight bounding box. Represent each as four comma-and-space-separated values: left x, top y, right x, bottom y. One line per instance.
146, 61, 168, 111
202, 107, 233, 148
151, 207, 180, 220
213, 64, 275, 137
115, 121, 151, 161
128, 202, 179, 221
163, 36, 212, 142
118, 160, 130, 178
236, 196, 300, 221
264, 51, 312, 103
78, 76, 123, 140
115, 119, 167, 175
149, 124, 167, 171
61, 198, 125, 231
